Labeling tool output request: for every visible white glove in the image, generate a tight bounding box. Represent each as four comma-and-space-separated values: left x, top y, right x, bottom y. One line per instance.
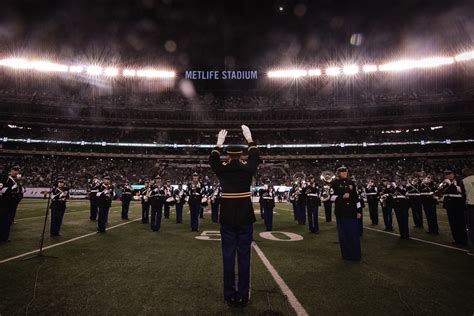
241, 125, 253, 143
12, 183, 18, 190
216, 129, 227, 147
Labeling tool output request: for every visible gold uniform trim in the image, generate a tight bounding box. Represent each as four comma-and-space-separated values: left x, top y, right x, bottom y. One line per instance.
248, 146, 257, 150
211, 149, 220, 155
221, 192, 252, 199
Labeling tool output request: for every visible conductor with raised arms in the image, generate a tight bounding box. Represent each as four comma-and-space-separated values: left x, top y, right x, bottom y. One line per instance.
209, 125, 260, 308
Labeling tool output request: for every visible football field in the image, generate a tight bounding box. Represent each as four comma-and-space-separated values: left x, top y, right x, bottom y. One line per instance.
0, 199, 473, 315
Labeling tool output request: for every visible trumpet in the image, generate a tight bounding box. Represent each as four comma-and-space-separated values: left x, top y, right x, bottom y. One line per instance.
320, 171, 335, 183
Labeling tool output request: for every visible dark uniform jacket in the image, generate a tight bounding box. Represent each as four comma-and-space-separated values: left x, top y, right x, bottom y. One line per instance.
51, 186, 70, 208
0, 175, 21, 209
437, 179, 466, 209
149, 184, 167, 207
96, 183, 114, 208
88, 179, 100, 201
121, 185, 133, 202
305, 183, 321, 207
140, 185, 151, 205
209, 142, 260, 226
330, 177, 361, 219
420, 181, 438, 206
187, 182, 205, 206
174, 188, 187, 205
259, 187, 275, 209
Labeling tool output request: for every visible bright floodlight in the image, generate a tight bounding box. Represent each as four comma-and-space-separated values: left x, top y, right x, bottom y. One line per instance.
308, 69, 322, 76
342, 65, 359, 75
417, 57, 454, 68
379, 59, 417, 72
86, 66, 103, 75
362, 65, 378, 73
454, 51, 474, 62
122, 69, 136, 77
326, 67, 341, 76
136, 69, 175, 78
0, 58, 32, 69
33, 61, 68, 72
104, 67, 119, 77
69, 65, 84, 73
267, 69, 307, 78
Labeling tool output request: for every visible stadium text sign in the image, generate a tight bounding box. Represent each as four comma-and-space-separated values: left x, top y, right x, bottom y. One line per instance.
185, 70, 258, 80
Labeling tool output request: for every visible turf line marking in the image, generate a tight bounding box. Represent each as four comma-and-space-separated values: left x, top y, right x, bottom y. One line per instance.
0, 218, 141, 264
252, 242, 308, 316
362, 226, 469, 253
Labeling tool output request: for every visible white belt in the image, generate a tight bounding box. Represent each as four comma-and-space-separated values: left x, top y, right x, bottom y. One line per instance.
394, 195, 407, 199
366, 193, 377, 196
420, 192, 434, 195
307, 193, 319, 197
90, 190, 98, 193
407, 193, 420, 196
263, 197, 274, 200
444, 194, 462, 198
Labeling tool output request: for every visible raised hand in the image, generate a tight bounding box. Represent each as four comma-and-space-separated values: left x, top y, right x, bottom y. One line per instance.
216, 129, 228, 147
241, 125, 253, 143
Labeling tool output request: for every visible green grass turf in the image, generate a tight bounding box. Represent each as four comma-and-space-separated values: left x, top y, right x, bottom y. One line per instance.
0, 199, 473, 315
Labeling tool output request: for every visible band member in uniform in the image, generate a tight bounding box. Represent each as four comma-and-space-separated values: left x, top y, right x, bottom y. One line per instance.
356, 184, 365, 236
50, 176, 70, 237
174, 182, 187, 224
420, 175, 439, 234
0, 165, 21, 242
365, 179, 379, 225
258, 186, 264, 220
392, 178, 410, 239
330, 166, 362, 261
379, 178, 394, 231
11, 171, 25, 224
321, 172, 335, 222
437, 169, 468, 245
289, 184, 298, 221
406, 177, 423, 228
149, 176, 167, 232
295, 178, 307, 225
164, 180, 173, 219
462, 168, 474, 255
140, 179, 151, 224
121, 181, 133, 220
187, 172, 205, 232
259, 179, 275, 231
209, 125, 260, 307
88, 176, 100, 221
96, 175, 114, 233
210, 182, 222, 223
305, 175, 321, 233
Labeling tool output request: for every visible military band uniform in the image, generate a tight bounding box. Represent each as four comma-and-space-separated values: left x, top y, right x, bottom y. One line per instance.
209, 127, 260, 306
392, 185, 410, 239
96, 179, 114, 233
305, 180, 321, 233
439, 178, 468, 245
0, 171, 21, 241
406, 181, 423, 228
210, 186, 222, 223
420, 180, 439, 234
379, 183, 394, 231
50, 179, 69, 236
259, 184, 275, 231
149, 180, 167, 232
174, 186, 187, 224
330, 172, 362, 261
187, 180, 205, 231
88, 177, 100, 221
140, 183, 151, 224
121, 183, 133, 220
365, 184, 379, 225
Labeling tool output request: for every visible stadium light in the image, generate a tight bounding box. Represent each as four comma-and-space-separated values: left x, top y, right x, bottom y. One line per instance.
454, 50, 474, 62
86, 66, 103, 75
69, 65, 84, 73
267, 69, 307, 78
0, 58, 33, 69
32, 61, 68, 72
362, 65, 378, 73
326, 67, 341, 76
416, 57, 454, 68
122, 69, 136, 77
342, 65, 359, 75
136, 69, 176, 78
307, 69, 322, 76
379, 59, 417, 72
104, 67, 119, 77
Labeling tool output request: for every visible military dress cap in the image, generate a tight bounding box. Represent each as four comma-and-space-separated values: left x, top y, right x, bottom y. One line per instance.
381, 177, 389, 182
192, 172, 199, 176
56, 176, 65, 182
103, 175, 111, 180
10, 164, 20, 170
307, 174, 315, 179
265, 179, 271, 184
444, 168, 454, 175
226, 146, 244, 155
166, 179, 171, 183
155, 175, 161, 179
336, 165, 348, 172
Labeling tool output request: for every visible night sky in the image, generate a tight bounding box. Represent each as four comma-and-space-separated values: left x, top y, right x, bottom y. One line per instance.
1, 0, 473, 72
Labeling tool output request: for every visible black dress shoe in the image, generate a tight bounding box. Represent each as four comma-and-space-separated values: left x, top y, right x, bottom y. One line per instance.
50, 233, 61, 237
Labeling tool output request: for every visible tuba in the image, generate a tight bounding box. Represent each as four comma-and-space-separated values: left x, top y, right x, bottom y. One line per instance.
320, 171, 334, 202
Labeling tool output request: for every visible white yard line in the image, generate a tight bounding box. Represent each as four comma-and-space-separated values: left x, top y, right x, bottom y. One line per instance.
0, 218, 141, 264
252, 242, 308, 316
